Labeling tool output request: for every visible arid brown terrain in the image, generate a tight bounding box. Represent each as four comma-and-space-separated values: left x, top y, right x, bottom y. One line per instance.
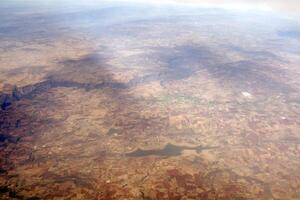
0, 1, 300, 199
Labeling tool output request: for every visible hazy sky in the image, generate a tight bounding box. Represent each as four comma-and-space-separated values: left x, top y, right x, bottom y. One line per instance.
2, 0, 300, 18
78, 0, 300, 17
146, 0, 300, 15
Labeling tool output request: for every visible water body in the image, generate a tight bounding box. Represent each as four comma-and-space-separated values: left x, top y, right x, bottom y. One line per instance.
126, 143, 216, 157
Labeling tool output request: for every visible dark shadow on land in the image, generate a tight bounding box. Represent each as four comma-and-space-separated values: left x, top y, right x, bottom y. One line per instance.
127, 45, 213, 87
132, 44, 296, 95
207, 60, 295, 94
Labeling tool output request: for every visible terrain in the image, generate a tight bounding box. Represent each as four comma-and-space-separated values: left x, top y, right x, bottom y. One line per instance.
0, 1, 300, 199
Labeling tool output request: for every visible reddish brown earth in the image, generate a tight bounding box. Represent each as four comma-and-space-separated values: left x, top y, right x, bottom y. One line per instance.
0, 1, 300, 199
